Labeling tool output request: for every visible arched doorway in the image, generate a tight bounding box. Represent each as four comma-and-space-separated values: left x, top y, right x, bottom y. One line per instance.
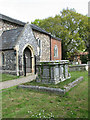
23, 47, 32, 76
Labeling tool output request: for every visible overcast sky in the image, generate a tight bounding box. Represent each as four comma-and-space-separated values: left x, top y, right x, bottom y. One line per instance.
0, 0, 89, 23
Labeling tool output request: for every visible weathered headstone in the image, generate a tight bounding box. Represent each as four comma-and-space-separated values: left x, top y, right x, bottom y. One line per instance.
36, 60, 71, 84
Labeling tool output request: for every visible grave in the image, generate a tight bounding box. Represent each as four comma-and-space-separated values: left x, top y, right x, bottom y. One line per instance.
36, 60, 71, 84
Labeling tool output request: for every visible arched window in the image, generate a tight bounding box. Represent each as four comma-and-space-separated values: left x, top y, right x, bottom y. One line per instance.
2, 53, 5, 65
36, 38, 42, 57
54, 45, 58, 57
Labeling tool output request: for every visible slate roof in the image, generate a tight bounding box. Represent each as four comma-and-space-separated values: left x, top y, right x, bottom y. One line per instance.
31, 24, 50, 36
0, 14, 25, 26
0, 14, 61, 41
0, 14, 61, 50
0, 27, 23, 50
51, 35, 62, 41
31, 24, 61, 40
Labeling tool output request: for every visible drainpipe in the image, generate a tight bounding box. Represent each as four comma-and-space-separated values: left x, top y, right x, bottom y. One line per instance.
50, 36, 52, 61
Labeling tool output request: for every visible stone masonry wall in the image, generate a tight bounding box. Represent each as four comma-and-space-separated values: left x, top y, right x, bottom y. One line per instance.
1, 50, 16, 71
33, 30, 50, 61
0, 20, 22, 36
16, 24, 39, 75
0, 20, 3, 36
17, 24, 38, 57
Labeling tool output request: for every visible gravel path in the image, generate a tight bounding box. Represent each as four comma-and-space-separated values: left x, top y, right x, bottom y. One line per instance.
0, 74, 36, 90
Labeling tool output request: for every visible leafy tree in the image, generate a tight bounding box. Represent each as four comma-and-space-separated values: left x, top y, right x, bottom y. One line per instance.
31, 8, 88, 60
60, 8, 88, 59
31, 19, 43, 26
80, 55, 88, 64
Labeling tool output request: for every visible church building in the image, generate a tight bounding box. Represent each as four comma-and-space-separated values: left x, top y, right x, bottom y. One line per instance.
0, 14, 62, 76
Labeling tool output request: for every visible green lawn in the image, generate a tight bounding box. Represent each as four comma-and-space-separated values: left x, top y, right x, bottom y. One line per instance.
23, 71, 86, 89
2, 71, 88, 118
0, 74, 20, 82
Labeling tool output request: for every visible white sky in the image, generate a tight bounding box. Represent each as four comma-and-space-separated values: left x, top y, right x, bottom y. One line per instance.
0, 0, 89, 23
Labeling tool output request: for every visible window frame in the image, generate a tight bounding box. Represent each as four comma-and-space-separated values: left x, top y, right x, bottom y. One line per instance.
54, 45, 58, 57
36, 38, 42, 57
2, 52, 6, 66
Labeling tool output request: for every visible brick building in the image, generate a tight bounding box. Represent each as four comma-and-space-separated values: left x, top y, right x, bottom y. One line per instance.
0, 14, 62, 76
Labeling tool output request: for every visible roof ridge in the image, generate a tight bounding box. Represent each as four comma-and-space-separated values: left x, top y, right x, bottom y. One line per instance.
0, 14, 61, 41
0, 13, 25, 26
31, 24, 51, 35
31, 24, 61, 41
2, 27, 23, 33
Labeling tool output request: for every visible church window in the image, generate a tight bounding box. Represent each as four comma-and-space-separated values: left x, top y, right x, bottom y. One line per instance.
2, 53, 5, 65
54, 45, 58, 57
37, 38, 42, 57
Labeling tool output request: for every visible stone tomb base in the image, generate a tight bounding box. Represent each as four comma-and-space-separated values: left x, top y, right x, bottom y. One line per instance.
36, 60, 71, 84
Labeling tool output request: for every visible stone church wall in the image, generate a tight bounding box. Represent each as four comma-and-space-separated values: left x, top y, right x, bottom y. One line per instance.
0, 15, 62, 76
16, 24, 39, 75
0, 50, 16, 74
33, 30, 50, 61
0, 20, 23, 36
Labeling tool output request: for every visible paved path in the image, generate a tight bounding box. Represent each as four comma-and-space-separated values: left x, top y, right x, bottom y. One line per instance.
0, 74, 36, 90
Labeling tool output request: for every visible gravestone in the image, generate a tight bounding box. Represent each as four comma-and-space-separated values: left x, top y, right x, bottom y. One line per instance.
36, 60, 71, 84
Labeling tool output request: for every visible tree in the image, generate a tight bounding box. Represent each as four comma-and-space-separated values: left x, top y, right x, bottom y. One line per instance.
31, 8, 88, 60
80, 54, 88, 64
59, 8, 88, 59
31, 19, 43, 26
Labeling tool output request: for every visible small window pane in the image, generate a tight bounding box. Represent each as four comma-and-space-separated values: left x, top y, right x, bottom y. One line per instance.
36, 38, 42, 57
2, 53, 5, 65
54, 45, 58, 57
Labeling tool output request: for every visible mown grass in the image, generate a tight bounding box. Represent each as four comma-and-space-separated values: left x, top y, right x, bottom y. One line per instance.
2, 71, 88, 118
0, 74, 20, 82
23, 71, 86, 89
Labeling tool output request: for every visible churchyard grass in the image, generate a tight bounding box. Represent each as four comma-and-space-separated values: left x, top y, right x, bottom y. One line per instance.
2, 71, 88, 118
0, 74, 20, 82
23, 71, 87, 89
